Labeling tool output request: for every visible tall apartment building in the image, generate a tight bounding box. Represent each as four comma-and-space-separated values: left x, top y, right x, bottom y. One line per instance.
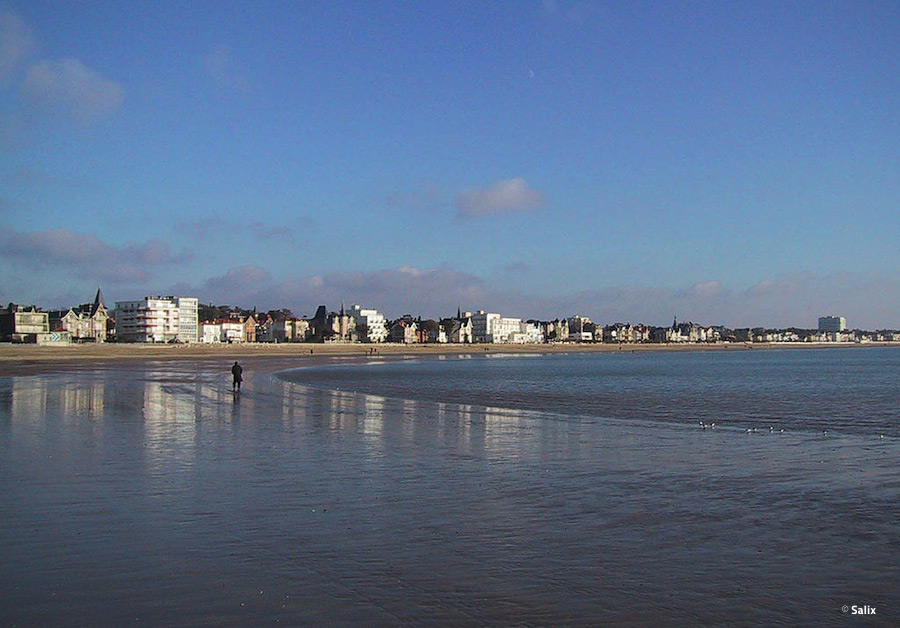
471, 311, 500, 343
176, 297, 199, 343
115, 296, 199, 343
818, 316, 847, 333
349, 304, 388, 343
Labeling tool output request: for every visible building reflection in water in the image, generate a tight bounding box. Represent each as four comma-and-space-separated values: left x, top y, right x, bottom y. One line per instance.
280, 380, 301, 425
141, 380, 200, 471
362, 395, 385, 438
327, 389, 358, 432
9, 378, 48, 422
2, 371, 553, 469
8, 377, 105, 427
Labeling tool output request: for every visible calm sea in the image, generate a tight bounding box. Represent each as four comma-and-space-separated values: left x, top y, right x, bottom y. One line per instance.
1, 348, 897, 625
284, 347, 900, 436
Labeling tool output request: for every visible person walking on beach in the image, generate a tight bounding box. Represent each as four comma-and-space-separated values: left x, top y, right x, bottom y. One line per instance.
231, 361, 243, 391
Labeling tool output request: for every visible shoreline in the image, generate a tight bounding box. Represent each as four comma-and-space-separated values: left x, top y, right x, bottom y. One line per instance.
1, 340, 897, 376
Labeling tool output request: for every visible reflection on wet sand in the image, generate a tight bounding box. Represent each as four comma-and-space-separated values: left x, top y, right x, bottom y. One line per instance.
1, 364, 898, 626
3, 372, 584, 476
9, 378, 105, 424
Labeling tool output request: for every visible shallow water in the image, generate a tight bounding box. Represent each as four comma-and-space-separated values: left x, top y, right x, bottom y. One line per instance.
0, 352, 897, 625
283, 348, 900, 436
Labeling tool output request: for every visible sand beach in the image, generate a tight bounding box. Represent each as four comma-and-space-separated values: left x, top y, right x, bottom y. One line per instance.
1, 340, 896, 377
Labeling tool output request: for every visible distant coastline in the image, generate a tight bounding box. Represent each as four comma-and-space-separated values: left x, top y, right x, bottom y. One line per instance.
1, 341, 897, 376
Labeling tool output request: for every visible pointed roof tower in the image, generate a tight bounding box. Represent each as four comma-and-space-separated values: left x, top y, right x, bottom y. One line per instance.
90, 287, 106, 316
457, 306, 461, 319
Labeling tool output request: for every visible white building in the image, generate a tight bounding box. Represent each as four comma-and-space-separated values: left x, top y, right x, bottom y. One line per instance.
350, 305, 388, 343
176, 297, 199, 343
115, 296, 199, 343
471, 310, 542, 343
201, 323, 222, 343
220, 321, 244, 343
115, 297, 178, 343
509, 322, 545, 344
818, 316, 847, 333
471, 311, 500, 343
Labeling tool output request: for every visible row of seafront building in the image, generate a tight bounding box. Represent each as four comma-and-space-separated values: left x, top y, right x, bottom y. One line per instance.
190, 309, 896, 346
2, 291, 897, 345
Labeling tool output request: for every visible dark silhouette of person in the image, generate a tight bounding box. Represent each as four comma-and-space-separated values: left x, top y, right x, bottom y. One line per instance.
231, 361, 243, 391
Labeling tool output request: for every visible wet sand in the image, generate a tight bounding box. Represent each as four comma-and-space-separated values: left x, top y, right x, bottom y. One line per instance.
1, 355, 897, 625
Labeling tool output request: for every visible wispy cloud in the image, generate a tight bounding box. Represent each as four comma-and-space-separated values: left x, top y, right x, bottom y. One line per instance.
0, 228, 189, 284
204, 265, 273, 292
1, 11, 123, 127
23, 58, 124, 123
455, 178, 546, 218
200, 44, 250, 92
686, 280, 725, 298
187, 265, 900, 329
193, 264, 490, 318
564, 274, 900, 330
0, 9, 36, 84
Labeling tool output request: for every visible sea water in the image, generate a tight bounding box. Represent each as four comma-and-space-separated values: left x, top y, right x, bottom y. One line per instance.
283, 348, 900, 436
0, 349, 897, 625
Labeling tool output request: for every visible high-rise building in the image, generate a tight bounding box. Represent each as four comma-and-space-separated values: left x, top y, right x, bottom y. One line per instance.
115, 296, 199, 343
818, 316, 847, 333
176, 297, 199, 343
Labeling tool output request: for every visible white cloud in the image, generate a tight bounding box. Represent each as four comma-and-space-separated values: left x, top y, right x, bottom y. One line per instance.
23, 58, 124, 122
688, 280, 725, 298
455, 178, 546, 217
0, 9, 36, 84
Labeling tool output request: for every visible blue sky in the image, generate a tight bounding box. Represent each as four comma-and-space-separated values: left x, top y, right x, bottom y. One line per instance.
1, 1, 898, 327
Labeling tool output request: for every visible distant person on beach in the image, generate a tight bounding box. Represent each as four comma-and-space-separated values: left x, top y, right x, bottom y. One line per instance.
231, 361, 243, 391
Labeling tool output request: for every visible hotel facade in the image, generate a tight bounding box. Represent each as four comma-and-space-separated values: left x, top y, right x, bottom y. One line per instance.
115, 296, 199, 343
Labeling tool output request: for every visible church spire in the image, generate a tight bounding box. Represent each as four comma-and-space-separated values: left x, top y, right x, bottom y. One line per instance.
91, 287, 105, 315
